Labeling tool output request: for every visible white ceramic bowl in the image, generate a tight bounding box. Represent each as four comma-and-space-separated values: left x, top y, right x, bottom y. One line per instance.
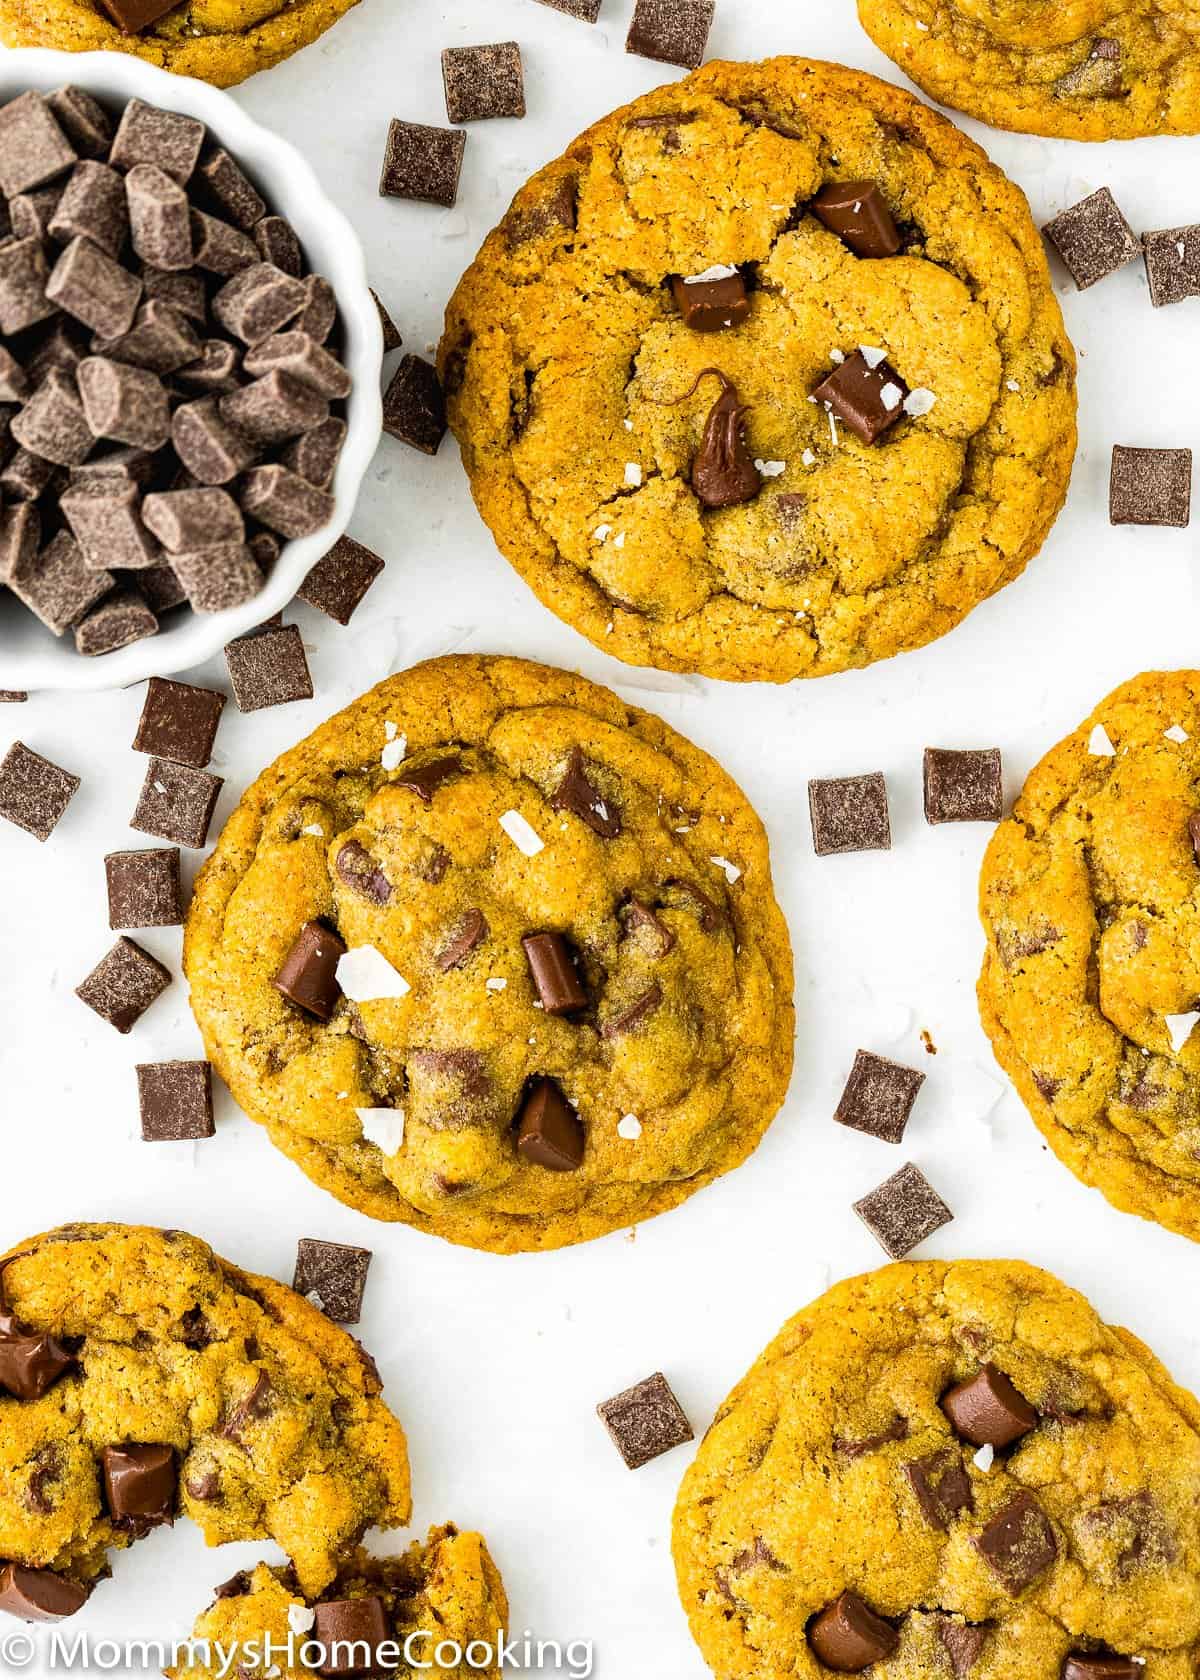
0, 49, 383, 693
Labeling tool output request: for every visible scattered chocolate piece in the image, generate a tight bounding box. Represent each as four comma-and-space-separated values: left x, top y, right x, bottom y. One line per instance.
102, 1443, 176, 1529
437, 908, 489, 971
1109, 445, 1192, 527
0, 1564, 88, 1622
1043, 188, 1140, 290
133, 677, 226, 768
131, 756, 223, 848
808, 773, 891, 856
533, 0, 602, 17
335, 841, 392, 904
383, 355, 446, 454
686, 369, 758, 507
811, 181, 901, 258
274, 920, 346, 1020
812, 350, 908, 445
137, 1061, 214, 1142
224, 622, 313, 712
0, 742, 79, 841
0, 93, 76, 199
379, 119, 467, 207
808, 1591, 899, 1671
973, 1491, 1057, 1593
312, 1599, 391, 1674
905, 1450, 974, 1530
522, 932, 587, 1014
942, 1364, 1037, 1448
597, 1371, 693, 1468
372, 289, 403, 352
76, 936, 171, 1033
550, 745, 621, 837
853, 1162, 953, 1259
516, 1077, 585, 1170
442, 43, 526, 123
105, 847, 182, 929
298, 535, 384, 624
938, 1621, 991, 1678
1062, 1658, 1140, 1680
924, 748, 1003, 824
626, 0, 714, 68
1143, 225, 1200, 308
293, 1238, 372, 1323
670, 268, 750, 332
75, 590, 158, 656
835, 1050, 925, 1144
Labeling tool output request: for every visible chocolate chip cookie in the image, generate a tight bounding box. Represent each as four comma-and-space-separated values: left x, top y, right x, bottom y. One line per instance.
674, 1258, 1200, 1680
172, 1525, 507, 1680
440, 57, 1076, 683
857, 0, 1200, 141
0, 0, 360, 88
0, 1223, 411, 1620
184, 655, 794, 1252
979, 670, 1200, 1244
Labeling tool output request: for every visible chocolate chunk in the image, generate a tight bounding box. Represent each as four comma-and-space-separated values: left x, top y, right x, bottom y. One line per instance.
393, 755, 462, 802
516, 1077, 585, 1170
212, 1568, 250, 1597
811, 181, 902, 258
46, 237, 142, 341
126, 164, 193, 270
1141, 225, 1200, 308
171, 543, 264, 612
142, 267, 207, 326
853, 1162, 953, 1259
197, 149, 267, 232
12, 372, 93, 466
522, 931, 588, 1014
0, 742, 79, 841
0, 93, 76, 198
621, 898, 675, 958
136, 1061, 214, 1141
1062, 1658, 1140, 1680
78, 356, 171, 450
253, 215, 302, 277
143, 489, 244, 554
239, 464, 334, 538
924, 748, 1003, 823
243, 332, 351, 400
835, 1050, 925, 1144
904, 1450, 974, 1530
131, 757, 223, 848
190, 209, 258, 276
220, 370, 328, 444
372, 289, 403, 352
600, 982, 663, 1039
102, 1444, 176, 1529
49, 162, 128, 256
296, 275, 338, 344
10, 527, 114, 633
974, 1491, 1057, 1592
0, 238, 55, 335
808, 773, 891, 855
938, 1621, 991, 1678
220, 1368, 272, 1441
379, 119, 466, 207
597, 1371, 694, 1468
382, 355, 446, 454
808, 1592, 899, 1671
1109, 446, 1191, 527
671, 269, 750, 332
942, 1365, 1037, 1448
686, 369, 758, 507
0, 1315, 74, 1402
106, 848, 183, 929
312, 1598, 391, 1676
96, 0, 179, 32
176, 338, 242, 394
110, 100, 205, 185
60, 481, 161, 572
0, 695, 28, 704
274, 921, 346, 1020
45, 88, 113, 159
533, 0, 601, 17
1055, 38, 1124, 98
139, 562, 187, 615
626, 0, 714, 68
283, 414, 347, 489
442, 42, 526, 123
298, 535, 383, 624
172, 398, 258, 484
10, 185, 63, 242
293, 1238, 372, 1323
76, 936, 171, 1032
833, 1416, 908, 1458
0, 1564, 88, 1622
75, 591, 158, 656
545, 749, 619, 839
224, 622, 312, 712
100, 300, 202, 374
1043, 189, 1140, 290
212, 263, 306, 345
0, 346, 28, 403
812, 350, 908, 445
335, 841, 393, 904
437, 908, 489, 971
0, 501, 41, 578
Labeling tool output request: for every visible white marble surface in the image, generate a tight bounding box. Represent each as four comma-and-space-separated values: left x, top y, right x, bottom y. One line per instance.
4, 2, 1200, 1675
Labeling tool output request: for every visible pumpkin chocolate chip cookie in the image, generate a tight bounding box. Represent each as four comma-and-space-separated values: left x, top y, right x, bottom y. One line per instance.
674, 1259, 1200, 1680
857, 0, 1200, 142
979, 671, 1200, 1245
184, 655, 794, 1253
0, 0, 361, 88
0, 1224, 411, 1620
440, 57, 1076, 684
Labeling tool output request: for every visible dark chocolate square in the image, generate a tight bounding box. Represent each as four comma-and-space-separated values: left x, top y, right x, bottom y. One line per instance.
131, 757, 223, 849
853, 1162, 953, 1260
597, 1371, 694, 1469
372, 289, 403, 353
1043, 188, 1140, 290
808, 773, 891, 856
835, 1050, 926, 1145
379, 119, 466, 208
382, 355, 446, 455
1143, 225, 1200, 309
133, 677, 227, 768
0, 741, 80, 841
224, 623, 313, 712
626, 0, 715, 68
76, 936, 171, 1033
923, 748, 1003, 824
298, 535, 385, 625
105, 847, 183, 929
293, 1238, 373, 1323
136, 1060, 214, 1141
443, 43, 526, 123
1109, 446, 1192, 527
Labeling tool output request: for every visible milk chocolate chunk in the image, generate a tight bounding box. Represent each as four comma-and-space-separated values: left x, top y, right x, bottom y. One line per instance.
176, 338, 241, 394
1142, 225, 1200, 308
0, 238, 55, 335
11, 528, 113, 634
600, 981, 663, 1039
394, 755, 462, 801
225, 622, 313, 712
335, 842, 392, 905
10, 184, 64, 242
61, 480, 160, 572
812, 350, 908, 445
139, 562, 187, 615
110, 100, 205, 185
626, 0, 714, 68
379, 119, 467, 207
516, 1077, 585, 1170
197, 149, 267, 232
550, 746, 622, 837
49, 162, 128, 256
671, 269, 750, 332
239, 464, 334, 538
924, 748, 1003, 823
689, 371, 758, 507
0, 742, 79, 841
131, 757, 223, 848
522, 932, 587, 1014
296, 274, 338, 343
1062, 1658, 1140, 1680
171, 543, 264, 612
942, 1364, 1037, 1448
190, 209, 258, 277
437, 908, 489, 971
808, 773, 891, 855
12, 372, 93, 466
106, 848, 183, 929
172, 399, 258, 484
46, 88, 113, 159
298, 535, 383, 623
621, 898, 675, 957
76, 936, 171, 1032
853, 1162, 953, 1259
974, 1491, 1057, 1592
142, 267, 207, 326
312, 1598, 390, 1677
1109, 446, 1192, 527
442, 42, 527, 124
244, 332, 352, 399
0, 1564, 88, 1622
96, 0, 179, 32
284, 414, 346, 489
293, 1238, 372, 1323
812, 182, 901, 258
126, 164, 193, 270
0, 93, 76, 198
0, 1318, 74, 1400
102, 1444, 176, 1529
143, 489, 244, 554
939, 1621, 991, 1678
597, 1371, 694, 1468
808, 1591, 899, 1671
220, 369, 329, 443
78, 357, 171, 450
0, 346, 28, 404
254, 215, 302, 277
1043, 189, 1140, 290
1055, 37, 1123, 97
382, 355, 446, 454
46, 238, 142, 341
274, 921, 346, 1020
904, 1450, 974, 1530
212, 263, 306, 345
75, 590, 158, 656
835, 1050, 925, 1144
